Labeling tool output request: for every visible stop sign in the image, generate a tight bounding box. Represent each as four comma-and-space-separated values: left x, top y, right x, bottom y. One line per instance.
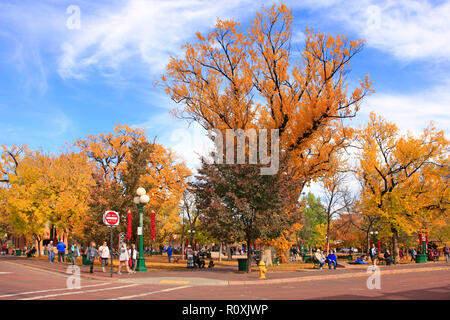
103, 211, 120, 226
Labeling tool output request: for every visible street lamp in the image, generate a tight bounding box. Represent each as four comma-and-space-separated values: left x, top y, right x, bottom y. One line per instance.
187, 229, 195, 247
370, 231, 379, 251
134, 187, 150, 272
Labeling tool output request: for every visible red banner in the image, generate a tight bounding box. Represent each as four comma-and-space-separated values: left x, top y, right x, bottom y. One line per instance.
151, 211, 156, 241
126, 210, 132, 240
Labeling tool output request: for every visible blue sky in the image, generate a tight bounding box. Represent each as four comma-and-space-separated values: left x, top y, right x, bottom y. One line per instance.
0, 0, 449, 174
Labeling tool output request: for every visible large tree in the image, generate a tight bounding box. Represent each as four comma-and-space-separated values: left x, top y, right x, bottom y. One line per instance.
193, 159, 300, 271
162, 4, 372, 200
356, 113, 449, 262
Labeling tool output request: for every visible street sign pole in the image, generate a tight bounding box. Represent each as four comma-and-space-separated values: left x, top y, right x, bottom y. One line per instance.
103, 210, 120, 277
110, 226, 113, 278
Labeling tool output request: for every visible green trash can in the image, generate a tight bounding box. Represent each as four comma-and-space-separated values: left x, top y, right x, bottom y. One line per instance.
82, 254, 90, 266
415, 254, 427, 263
15, 250, 22, 256
238, 258, 248, 271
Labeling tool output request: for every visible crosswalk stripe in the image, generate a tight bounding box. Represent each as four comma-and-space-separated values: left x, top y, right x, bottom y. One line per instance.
0, 282, 110, 298
109, 285, 191, 300
19, 283, 140, 300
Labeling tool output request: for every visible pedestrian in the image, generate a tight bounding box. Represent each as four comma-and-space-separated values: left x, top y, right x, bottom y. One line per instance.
167, 245, 173, 263
71, 243, 80, 265
410, 248, 416, 261
327, 249, 338, 270
314, 249, 326, 269
369, 243, 378, 265
128, 243, 137, 273
86, 242, 98, 273
56, 240, 66, 263
186, 245, 194, 268
118, 242, 132, 275
1, 243, 7, 255
384, 249, 393, 266
98, 241, 110, 273
443, 244, 450, 263
47, 241, 55, 262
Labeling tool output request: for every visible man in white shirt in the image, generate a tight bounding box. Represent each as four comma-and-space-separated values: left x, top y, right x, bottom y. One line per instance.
314, 249, 326, 270
98, 241, 110, 273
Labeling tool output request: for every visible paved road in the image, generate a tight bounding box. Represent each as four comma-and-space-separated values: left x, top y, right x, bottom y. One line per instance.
1, 257, 449, 300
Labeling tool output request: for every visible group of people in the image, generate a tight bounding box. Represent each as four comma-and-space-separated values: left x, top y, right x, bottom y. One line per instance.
313, 249, 338, 270
45, 240, 138, 275
185, 245, 215, 269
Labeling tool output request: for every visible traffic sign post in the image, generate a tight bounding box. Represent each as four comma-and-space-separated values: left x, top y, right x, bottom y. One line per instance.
103, 211, 120, 277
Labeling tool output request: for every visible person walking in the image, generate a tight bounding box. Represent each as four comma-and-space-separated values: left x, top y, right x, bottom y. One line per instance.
128, 244, 137, 273
443, 244, 450, 263
314, 249, 326, 270
47, 241, 55, 263
369, 243, 378, 265
167, 245, 173, 263
71, 243, 80, 265
56, 240, 66, 263
410, 248, 416, 261
86, 242, 98, 273
186, 245, 194, 268
384, 249, 393, 265
118, 242, 132, 275
98, 241, 111, 273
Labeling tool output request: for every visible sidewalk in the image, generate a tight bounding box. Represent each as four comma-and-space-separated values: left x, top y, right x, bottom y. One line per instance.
1, 255, 449, 286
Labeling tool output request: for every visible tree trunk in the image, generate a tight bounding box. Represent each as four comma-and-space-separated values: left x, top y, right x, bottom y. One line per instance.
219, 242, 222, 262
392, 227, 400, 264
326, 216, 331, 255
260, 244, 273, 266
366, 231, 370, 255
246, 238, 251, 273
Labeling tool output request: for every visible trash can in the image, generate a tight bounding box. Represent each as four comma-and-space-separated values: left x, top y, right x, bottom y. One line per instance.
82, 254, 90, 266
415, 254, 427, 263
15, 250, 22, 256
238, 258, 248, 271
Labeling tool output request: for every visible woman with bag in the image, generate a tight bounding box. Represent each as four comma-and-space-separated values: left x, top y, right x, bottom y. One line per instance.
86, 242, 98, 273
118, 242, 132, 275
128, 243, 137, 273
71, 243, 80, 265
98, 241, 111, 273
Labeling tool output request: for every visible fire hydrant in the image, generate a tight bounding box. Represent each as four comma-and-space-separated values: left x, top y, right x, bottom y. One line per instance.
258, 260, 267, 279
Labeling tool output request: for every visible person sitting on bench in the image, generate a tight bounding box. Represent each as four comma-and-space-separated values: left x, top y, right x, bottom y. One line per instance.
314, 249, 326, 269
327, 250, 338, 269
194, 251, 205, 268
26, 246, 36, 258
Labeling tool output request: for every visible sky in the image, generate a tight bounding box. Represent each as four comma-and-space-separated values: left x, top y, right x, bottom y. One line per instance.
0, 0, 449, 188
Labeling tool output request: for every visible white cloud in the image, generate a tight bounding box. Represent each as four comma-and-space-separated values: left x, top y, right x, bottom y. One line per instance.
331, 0, 450, 62
133, 111, 214, 172
359, 83, 450, 135
58, 0, 263, 79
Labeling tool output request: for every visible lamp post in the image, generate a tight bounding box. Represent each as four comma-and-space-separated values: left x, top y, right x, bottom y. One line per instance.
187, 229, 195, 247
134, 187, 150, 272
